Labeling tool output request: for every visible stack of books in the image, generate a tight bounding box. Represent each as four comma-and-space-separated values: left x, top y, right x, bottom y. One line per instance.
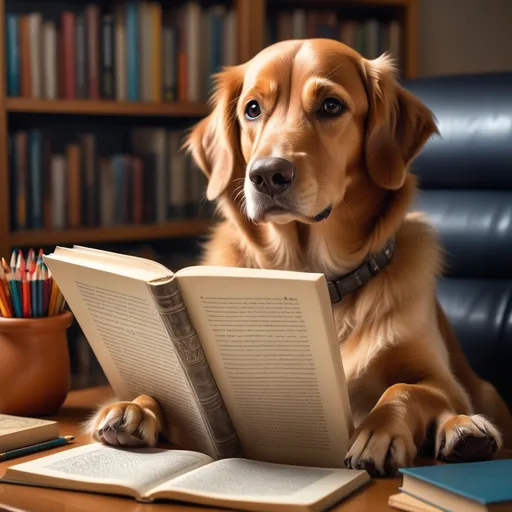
9, 128, 209, 232
6, 1, 237, 102
389, 460, 512, 511
268, 10, 401, 65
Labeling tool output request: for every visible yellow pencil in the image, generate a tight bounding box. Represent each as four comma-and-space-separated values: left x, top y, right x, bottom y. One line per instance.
0, 294, 10, 317
48, 279, 59, 316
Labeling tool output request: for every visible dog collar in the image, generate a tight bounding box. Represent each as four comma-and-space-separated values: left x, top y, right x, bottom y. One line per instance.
327, 237, 396, 304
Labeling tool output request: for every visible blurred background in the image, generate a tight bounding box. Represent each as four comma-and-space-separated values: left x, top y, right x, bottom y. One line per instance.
1, 0, 511, 390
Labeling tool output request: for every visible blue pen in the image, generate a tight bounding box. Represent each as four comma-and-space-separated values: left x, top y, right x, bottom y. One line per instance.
0, 436, 75, 462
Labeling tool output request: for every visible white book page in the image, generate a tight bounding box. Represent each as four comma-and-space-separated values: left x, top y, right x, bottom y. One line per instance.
43, 252, 216, 458
151, 458, 369, 507
4, 445, 212, 497
176, 268, 353, 468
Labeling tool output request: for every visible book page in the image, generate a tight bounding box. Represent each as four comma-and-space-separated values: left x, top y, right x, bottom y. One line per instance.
43, 253, 217, 458
176, 268, 353, 468
3, 444, 212, 498
150, 458, 369, 509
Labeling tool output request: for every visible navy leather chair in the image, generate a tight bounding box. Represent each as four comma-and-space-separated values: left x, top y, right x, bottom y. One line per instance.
404, 72, 512, 406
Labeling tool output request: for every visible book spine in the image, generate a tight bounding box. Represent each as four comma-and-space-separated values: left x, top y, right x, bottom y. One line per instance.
114, 4, 127, 101
85, 5, 100, 100
28, 13, 43, 98
75, 13, 87, 99
83, 134, 97, 226
126, 2, 139, 101
223, 9, 237, 66
43, 21, 57, 99
16, 132, 28, 230
147, 277, 243, 459
51, 155, 66, 230
177, 7, 188, 102
19, 16, 31, 98
42, 137, 52, 229
6, 14, 20, 96
66, 144, 81, 228
101, 12, 115, 99
186, 1, 201, 102
139, 3, 152, 102
29, 130, 43, 229
132, 156, 143, 223
113, 155, 124, 224
61, 12, 76, 99
151, 2, 162, 102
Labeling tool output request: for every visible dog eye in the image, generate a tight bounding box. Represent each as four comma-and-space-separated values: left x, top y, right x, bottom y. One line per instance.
320, 98, 346, 117
245, 100, 261, 120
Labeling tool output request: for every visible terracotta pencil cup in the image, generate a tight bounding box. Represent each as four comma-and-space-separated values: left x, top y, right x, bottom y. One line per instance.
0, 311, 73, 417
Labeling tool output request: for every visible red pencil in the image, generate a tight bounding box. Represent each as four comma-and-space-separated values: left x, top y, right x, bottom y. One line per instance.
22, 269, 31, 318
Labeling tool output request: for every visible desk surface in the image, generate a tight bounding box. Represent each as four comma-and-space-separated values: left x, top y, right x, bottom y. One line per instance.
0, 387, 508, 512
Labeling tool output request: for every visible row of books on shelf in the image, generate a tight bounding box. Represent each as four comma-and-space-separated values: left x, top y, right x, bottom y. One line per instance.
6, 1, 236, 102
269, 10, 401, 63
9, 128, 211, 232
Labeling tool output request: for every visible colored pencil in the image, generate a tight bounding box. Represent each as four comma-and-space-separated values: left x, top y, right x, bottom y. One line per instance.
7, 273, 22, 318
9, 250, 17, 273
0, 249, 67, 319
0, 436, 75, 462
0, 265, 13, 317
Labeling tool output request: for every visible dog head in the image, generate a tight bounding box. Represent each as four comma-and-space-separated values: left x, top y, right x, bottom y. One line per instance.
186, 39, 437, 226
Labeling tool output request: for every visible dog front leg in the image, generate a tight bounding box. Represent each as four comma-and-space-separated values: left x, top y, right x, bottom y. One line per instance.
345, 380, 502, 476
86, 394, 165, 447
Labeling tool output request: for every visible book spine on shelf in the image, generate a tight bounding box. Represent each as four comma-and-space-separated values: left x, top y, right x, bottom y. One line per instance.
114, 4, 127, 101
85, 4, 100, 100
29, 130, 43, 229
19, 16, 31, 98
50, 155, 66, 230
43, 21, 57, 99
6, 14, 20, 97
61, 11, 76, 100
147, 277, 244, 459
75, 13, 88, 99
101, 11, 115, 99
2, 2, 256, 103
126, 2, 139, 101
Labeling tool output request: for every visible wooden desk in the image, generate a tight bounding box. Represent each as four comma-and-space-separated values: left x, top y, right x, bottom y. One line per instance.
0, 387, 508, 512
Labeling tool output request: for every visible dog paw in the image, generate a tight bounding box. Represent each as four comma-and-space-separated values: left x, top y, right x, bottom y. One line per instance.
436, 414, 502, 463
85, 401, 160, 447
344, 427, 417, 477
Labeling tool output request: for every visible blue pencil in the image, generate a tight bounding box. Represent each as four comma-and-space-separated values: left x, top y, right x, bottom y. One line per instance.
37, 272, 43, 317
0, 436, 75, 462
7, 274, 22, 318
31, 273, 37, 317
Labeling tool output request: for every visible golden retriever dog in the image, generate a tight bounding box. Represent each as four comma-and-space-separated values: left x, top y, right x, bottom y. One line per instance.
88, 39, 512, 476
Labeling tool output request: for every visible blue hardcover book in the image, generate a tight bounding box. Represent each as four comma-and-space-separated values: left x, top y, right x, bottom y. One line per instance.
126, 2, 139, 101
400, 460, 512, 512
29, 131, 43, 229
6, 14, 20, 96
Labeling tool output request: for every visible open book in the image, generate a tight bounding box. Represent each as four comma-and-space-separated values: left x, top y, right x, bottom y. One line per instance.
1, 444, 370, 512
43, 246, 353, 468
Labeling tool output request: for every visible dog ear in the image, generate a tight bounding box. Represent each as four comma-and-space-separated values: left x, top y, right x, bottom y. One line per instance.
184, 65, 245, 201
360, 55, 438, 190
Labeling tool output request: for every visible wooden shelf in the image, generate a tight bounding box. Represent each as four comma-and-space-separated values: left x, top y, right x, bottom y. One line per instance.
6, 98, 210, 117
10, 219, 212, 247
269, 0, 412, 6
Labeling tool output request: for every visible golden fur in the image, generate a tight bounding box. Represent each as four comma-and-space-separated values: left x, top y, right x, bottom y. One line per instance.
88, 39, 512, 476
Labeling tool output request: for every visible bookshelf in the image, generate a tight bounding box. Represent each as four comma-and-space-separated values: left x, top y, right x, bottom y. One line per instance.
6, 98, 210, 117
0, 0, 417, 260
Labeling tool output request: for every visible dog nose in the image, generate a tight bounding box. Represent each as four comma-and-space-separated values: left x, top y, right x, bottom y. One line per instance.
249, 157, 295, 196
